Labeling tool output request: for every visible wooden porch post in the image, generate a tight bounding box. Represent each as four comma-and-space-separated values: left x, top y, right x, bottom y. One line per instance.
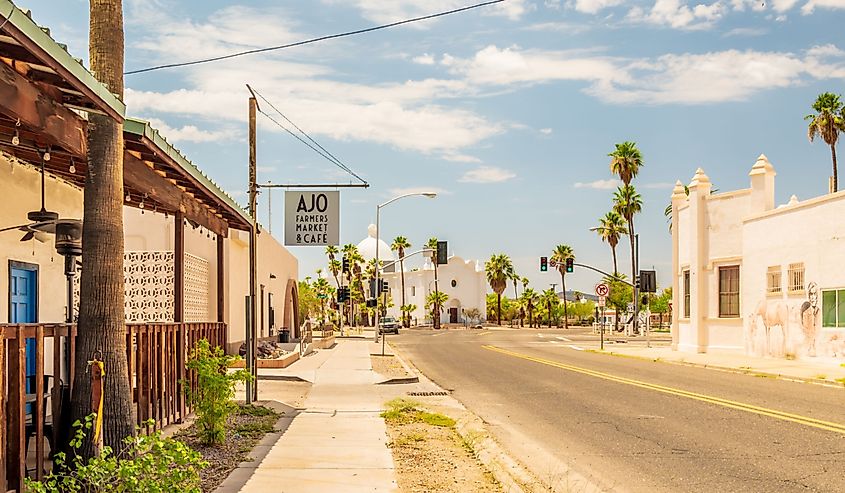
217, 235, 225, 324
174, 212, 184, 323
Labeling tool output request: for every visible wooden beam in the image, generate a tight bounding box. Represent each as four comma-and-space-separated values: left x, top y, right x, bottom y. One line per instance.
124, 153, 229, 237
0, 60, 87, 156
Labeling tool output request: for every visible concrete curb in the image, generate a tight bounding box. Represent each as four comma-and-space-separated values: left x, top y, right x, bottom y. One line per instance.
388, 346, 566, 493
213, 400, 300, 493
587, 349, 845, 389
257, 374, 310, 383
373, 343, 420, 384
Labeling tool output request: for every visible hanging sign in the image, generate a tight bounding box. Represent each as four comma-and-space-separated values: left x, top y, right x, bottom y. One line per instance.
284, 191, 339, 246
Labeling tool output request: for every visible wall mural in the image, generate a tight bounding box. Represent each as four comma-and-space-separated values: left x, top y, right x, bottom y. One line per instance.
746, 281, 842, 359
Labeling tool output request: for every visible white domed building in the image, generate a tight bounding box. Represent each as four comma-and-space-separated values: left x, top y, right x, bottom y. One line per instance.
357, 224, 396, 272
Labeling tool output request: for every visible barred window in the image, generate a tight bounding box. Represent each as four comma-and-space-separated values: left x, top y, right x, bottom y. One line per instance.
766, 266, 782, 295
719, 266, 740, 318
683, 270, 691, 318
788, 263, 805, 293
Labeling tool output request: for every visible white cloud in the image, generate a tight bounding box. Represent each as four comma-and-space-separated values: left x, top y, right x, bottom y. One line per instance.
458, 166, 517, 183
143, 117, 239, 143
387, 186, 450, 196
574, 179, 622, 190
573, 0, 624, 14
540, 128, 554, 135
444, 44, 845, 105
124, 7, 504, 158
627, 0, 726, 30
322, 0, 529, 24
723, 26, 768, 36
802, 0, 845, 13
412, 53, 436, 65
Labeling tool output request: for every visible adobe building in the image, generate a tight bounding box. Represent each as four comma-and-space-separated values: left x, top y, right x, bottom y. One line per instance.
671, 154, 845, 361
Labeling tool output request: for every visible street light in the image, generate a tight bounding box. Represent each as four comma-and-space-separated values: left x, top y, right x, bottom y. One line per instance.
375, 192, 437, 342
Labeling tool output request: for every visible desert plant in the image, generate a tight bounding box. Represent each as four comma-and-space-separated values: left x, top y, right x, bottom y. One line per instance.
25, 415, 206, 492
184, 339, 253, 445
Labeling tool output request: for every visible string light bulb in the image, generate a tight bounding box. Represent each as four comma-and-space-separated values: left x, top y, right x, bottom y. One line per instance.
125, 191, 131, 202
11, 118, 20, 146
43, 145, 51, 162
69, 157, 76, 174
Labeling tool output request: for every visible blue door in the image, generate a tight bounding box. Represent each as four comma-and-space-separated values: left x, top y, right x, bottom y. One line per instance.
10, 265, 38, 400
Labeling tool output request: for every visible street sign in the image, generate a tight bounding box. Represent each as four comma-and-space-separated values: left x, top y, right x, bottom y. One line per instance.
598, 295, 606, 308
595, 283, 609, 297
284, 191, 339, 246
626, 302, 635, 313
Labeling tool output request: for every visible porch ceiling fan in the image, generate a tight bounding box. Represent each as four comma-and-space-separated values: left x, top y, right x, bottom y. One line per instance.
0, 150, 60, 242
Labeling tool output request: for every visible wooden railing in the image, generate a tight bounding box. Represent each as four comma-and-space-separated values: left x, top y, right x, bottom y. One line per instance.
0, 321, 227, 492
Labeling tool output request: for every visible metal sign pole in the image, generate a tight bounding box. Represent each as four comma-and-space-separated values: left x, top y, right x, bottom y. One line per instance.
601, 307, 605, 351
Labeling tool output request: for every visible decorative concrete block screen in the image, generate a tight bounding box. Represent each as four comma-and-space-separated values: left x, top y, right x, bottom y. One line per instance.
124, 251, 176, 322
71, 251, 210, 323
184, 252, 210, 322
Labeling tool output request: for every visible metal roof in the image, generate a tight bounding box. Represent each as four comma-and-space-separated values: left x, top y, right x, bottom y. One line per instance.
0, 0, 125, 120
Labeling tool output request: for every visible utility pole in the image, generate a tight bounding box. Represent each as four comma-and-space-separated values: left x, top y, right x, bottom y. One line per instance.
247, 92, 258, 403
267, 181, 272, 234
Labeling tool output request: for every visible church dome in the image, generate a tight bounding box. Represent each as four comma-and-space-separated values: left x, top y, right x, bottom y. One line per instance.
357, 224, 395, 263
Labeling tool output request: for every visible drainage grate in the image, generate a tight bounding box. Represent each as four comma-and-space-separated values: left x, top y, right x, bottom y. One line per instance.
407, 391, 449, 397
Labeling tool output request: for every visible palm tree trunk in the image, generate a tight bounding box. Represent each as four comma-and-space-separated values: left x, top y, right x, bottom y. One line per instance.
832, 144, 839, 193
611, 245, 618, 275
628, 219, 637, 333
561, 272, 569, 329
548, 301, 552, 328
497, 293, 502, 326
71, 0, 134, 458
400, 258, 407, 327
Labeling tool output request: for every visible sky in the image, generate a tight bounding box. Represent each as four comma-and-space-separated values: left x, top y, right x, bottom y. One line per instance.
17, 0, 845, 295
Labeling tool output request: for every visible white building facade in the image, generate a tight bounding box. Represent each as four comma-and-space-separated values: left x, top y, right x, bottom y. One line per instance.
354, 226, 487, 325
672, 154, 845, 361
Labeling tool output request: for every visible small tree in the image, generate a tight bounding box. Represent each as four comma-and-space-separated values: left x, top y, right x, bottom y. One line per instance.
184, 340, 253, 446
426, 291, 449, 328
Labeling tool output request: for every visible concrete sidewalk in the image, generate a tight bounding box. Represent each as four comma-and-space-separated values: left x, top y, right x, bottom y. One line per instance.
238, 338, 398, 493
591, 342, 845, 385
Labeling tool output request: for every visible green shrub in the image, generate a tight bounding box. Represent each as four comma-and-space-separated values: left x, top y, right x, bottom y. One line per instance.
184, 339, 253, 445
25, 415, 206, 493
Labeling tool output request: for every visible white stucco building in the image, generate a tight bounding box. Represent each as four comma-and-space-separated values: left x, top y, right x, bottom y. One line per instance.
355, 226, 487, 324
672, 154, 845, 361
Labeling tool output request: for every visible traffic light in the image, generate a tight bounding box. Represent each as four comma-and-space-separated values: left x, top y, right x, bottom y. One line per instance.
634, 275, 640, 290
436, 241, 448, 265
565, 257, 574, 273
639, 270, 656, 293
641, 295, 649, 306
337, 286, 350, 303
381, 280, 389, 293
366, 299, 377, 308
342, 256, 350, 273
540, 256, 548, 272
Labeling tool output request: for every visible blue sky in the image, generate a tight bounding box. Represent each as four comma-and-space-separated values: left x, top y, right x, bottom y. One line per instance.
18, 0, 845, 294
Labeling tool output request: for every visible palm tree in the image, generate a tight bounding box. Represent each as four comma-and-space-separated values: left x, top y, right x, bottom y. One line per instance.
593, 211, 627, 275
325, 245, 341, 288
391, 236, 412, 327
401, 304, 417, 326
485, 254, 514, 326
540, 288, 559, 328
426, 237, 441, 294
614, 185, 642, 283
806, 92, 845, 192
522, 288, 539, 328
341, 244, 361, 325
72, 0, 134, 455
313, 276, 331, 325
426, 291, 449, 329
609, 141, 644, 186
550, 245, 574, 329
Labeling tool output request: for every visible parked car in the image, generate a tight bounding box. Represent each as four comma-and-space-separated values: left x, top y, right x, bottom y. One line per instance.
378, 316, 400, 334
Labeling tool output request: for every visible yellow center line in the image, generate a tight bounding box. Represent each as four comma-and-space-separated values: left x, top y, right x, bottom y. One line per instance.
478, 331, 492, 336
482, 345, 845, 435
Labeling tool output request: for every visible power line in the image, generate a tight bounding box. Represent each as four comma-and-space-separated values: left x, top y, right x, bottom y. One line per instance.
251, 87, 359, 181
125, 0, 504, 75
255, 102, 367, 185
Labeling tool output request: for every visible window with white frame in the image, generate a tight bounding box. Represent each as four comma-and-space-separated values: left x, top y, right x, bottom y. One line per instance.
766, 266, 782, 295
822, 289, 845, 328
788, 263, 805, 293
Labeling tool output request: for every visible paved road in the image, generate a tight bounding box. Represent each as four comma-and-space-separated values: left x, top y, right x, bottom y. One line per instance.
390, 327, 845, 493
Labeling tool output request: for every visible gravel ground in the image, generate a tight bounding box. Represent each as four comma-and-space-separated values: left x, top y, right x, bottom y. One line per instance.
383, 399, 502, 493
371, 354, 411, 379
173, 404, 280, 492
